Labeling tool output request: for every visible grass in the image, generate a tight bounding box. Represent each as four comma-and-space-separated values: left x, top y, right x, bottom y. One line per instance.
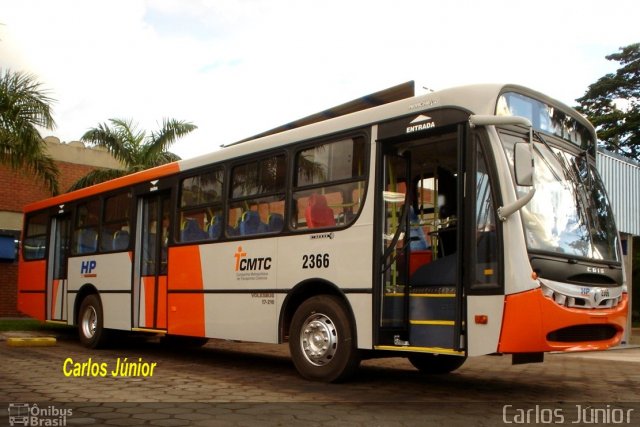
0, 318, 74, 332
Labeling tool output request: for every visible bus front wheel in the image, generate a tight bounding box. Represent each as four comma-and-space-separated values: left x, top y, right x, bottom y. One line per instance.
289, 295, 360, 382
408, 353, 466, 374
78, 294, 108, 349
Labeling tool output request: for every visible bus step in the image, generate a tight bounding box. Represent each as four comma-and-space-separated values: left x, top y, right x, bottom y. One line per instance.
409, 292, 456, 321
409, 320, 456, 348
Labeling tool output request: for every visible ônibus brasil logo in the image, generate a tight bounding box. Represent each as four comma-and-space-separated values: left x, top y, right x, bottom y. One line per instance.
8, 403, 72, 426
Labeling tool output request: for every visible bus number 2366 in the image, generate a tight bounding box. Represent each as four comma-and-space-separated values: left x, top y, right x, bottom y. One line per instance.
302, 253, 330, 269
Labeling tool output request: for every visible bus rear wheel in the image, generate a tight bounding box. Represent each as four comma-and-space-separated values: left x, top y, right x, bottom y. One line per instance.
289, 295, 360, 382
408, 353, 466, 374
78, 294, 109, 349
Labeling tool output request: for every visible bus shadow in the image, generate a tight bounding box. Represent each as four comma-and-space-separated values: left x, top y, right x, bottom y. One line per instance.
62, 332, 579, 401
353, 364, 561, 401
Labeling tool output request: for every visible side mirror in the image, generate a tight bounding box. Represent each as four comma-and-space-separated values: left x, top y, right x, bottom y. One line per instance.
469, 115, 532, 132
514, 142, 534, 187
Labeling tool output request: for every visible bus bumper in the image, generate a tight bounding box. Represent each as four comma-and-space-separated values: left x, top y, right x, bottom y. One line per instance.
498, 288, 628, 353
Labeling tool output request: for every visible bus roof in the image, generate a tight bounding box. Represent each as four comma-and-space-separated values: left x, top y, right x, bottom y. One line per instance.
24, 163, 180, 212
24, 83, 592, 213
180, 83, 594, 170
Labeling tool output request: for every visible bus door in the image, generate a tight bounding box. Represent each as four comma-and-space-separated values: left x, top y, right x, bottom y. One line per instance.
378, 122, 465, 354
380, 150, 411, 336
462, 132, 503, 356
133, 192, 171, 331
46, 213, 71, 321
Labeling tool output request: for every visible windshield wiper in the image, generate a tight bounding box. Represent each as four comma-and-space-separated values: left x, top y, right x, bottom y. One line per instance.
531, 143, 562, 182
577, 151, 596, 191
533, 131, 579, 184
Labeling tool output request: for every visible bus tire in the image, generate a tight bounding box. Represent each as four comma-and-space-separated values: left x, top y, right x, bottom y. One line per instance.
289, 295, 360, 382
407, 353, 466, 374
78, 294, 108, 349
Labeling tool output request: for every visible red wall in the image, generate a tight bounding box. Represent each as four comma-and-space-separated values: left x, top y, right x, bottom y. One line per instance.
0, 263, 19, 317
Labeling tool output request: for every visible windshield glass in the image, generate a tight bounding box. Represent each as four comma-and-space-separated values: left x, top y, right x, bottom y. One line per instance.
501, 133, 620, 263
497, 92, 596, 153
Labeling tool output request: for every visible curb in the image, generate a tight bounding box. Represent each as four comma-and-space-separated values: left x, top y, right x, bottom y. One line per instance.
6, 337, 57, 347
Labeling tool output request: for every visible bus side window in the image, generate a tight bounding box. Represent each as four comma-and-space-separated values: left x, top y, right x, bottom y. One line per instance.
23, 212, 48, 260
178, 168, 224, 243
292, 136, 366, 230
100, 191, 131, 252
472, 140, 500, 289
76, 228, 98, 254
228, 154, 286, 238
72, 199, 100, 255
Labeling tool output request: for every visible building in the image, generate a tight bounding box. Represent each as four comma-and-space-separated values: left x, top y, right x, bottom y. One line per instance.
0, 137, 122, 316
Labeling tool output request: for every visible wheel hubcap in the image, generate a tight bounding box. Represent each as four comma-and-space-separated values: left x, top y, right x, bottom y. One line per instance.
81, 306, 97, 339
300, 313, 337, 366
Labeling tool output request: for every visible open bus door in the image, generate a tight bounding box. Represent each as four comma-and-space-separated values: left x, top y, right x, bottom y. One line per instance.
376, 114, 504, 370
46, 213, 71, 322
376, 116, 468, 372
133, 191, 171, 331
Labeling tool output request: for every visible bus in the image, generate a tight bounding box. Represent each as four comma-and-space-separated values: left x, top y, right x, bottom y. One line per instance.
17, 82, 628, 382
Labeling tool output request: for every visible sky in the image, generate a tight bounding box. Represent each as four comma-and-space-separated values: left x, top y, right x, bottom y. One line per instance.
1, 0, 639, 160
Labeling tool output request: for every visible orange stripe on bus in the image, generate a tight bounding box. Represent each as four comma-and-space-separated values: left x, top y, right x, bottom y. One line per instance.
167, 246, 205, 337
50, 279, 60, 318
498, 288, 628, 353
143, 276, 156, 328
25, 162, 181, 212
156, 276, 168, 330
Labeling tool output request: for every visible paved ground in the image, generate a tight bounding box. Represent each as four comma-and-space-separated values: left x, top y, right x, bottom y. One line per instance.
1, 327, 639, 426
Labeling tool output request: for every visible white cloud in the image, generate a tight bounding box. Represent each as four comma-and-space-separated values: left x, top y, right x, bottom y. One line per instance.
1, 0, 639, 159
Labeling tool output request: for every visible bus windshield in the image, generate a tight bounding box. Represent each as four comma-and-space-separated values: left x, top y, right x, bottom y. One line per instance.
501, 133, 620, 263
497, 92, 596, 153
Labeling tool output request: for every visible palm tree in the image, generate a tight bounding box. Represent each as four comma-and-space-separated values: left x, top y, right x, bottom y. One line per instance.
69, 118, 197, 191
0, 68, 59, 194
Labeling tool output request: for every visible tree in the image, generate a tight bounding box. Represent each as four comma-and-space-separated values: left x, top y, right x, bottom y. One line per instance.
0, 68, 59, 194
576, 43, 640, 161
69, 118, 197, 191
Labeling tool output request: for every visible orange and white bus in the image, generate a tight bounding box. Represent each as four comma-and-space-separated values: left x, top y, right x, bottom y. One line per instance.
18, 83, 628, 382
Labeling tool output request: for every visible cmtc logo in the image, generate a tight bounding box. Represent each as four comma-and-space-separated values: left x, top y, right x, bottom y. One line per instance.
80, 260, 97, 278
233, 246, 272, 272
